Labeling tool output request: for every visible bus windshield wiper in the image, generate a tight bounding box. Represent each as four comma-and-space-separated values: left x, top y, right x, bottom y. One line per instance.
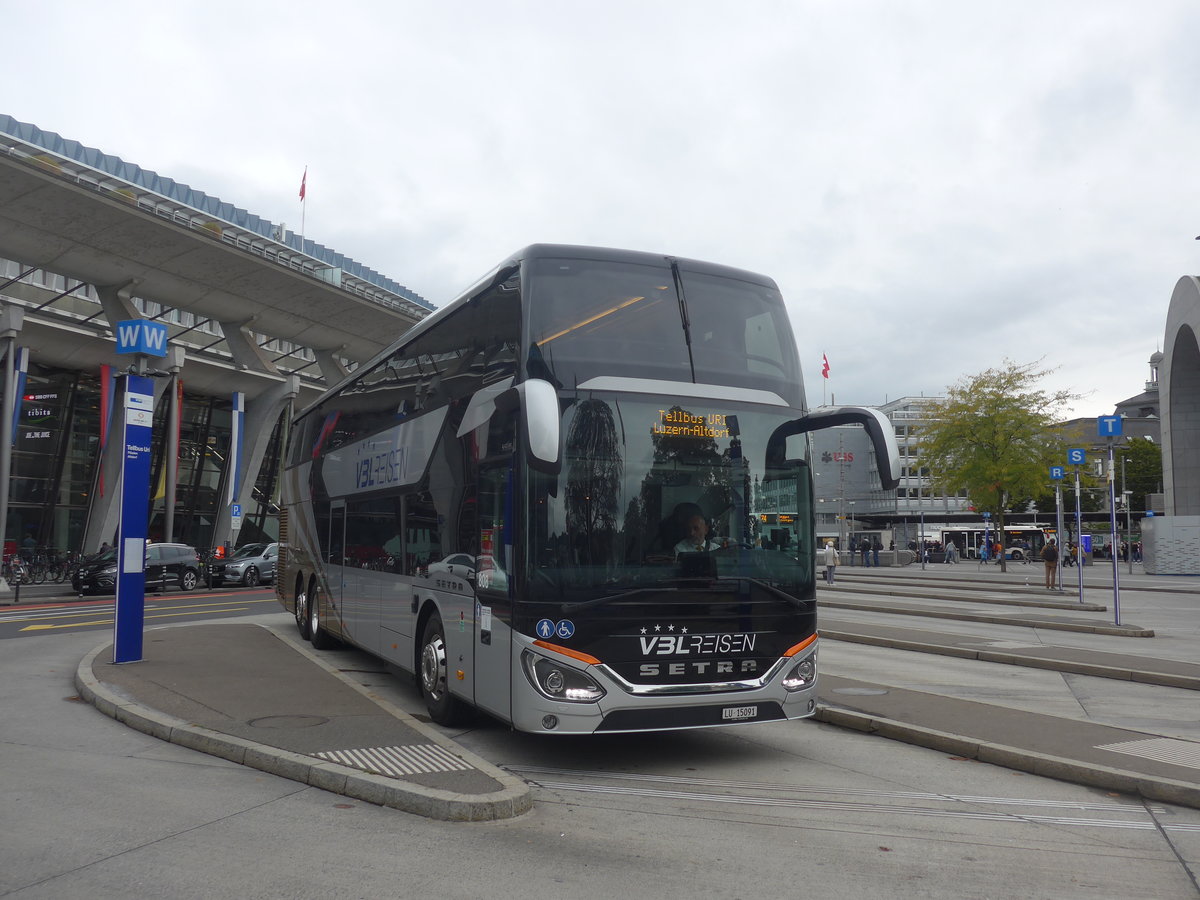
668, 258, 697, 382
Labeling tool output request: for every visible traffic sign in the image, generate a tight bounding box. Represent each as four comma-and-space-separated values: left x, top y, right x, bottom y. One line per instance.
231, 502, 243, 532
1067, 448, 1086, 466
1098, 416, 1123, 438
1050, 466, 1065, 480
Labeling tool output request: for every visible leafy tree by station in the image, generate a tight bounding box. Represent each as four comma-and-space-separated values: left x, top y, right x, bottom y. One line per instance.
1118, 436, 1163, 515
918, 360, 1080, 572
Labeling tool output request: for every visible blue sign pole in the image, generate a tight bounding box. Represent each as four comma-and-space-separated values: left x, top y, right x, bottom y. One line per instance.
1071, 454, 1085, 603
112, 320, 167, 664
1101, 419, 1122, 626
1050, 466, 1065, 593
113, 374, 154, 663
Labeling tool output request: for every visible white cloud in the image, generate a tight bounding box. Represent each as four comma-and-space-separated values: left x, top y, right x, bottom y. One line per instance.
4, 0, 1195, 417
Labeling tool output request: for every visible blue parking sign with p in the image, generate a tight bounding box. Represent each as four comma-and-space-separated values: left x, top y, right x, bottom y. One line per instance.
1067, 448, 1086, 466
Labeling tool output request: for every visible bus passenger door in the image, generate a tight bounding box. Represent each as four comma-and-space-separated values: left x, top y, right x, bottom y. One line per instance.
473, 459, 514, 719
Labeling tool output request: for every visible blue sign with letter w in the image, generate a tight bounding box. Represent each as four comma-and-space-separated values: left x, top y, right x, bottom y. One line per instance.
115, 320, 169, 357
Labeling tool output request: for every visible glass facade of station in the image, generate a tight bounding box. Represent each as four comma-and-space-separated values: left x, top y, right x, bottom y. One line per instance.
4, 360, 282, 558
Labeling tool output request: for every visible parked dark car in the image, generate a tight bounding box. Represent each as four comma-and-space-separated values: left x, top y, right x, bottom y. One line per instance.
72, 542, 202, 595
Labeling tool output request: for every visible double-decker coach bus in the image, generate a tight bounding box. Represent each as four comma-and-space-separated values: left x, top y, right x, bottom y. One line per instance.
279, 244, 899, 734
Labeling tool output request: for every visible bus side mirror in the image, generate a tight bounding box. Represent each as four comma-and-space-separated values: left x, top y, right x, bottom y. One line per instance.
497, 378, 561, 475
767, 406, 902, 491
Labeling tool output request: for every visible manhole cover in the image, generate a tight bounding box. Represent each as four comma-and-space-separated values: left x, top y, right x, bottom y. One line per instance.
831, 687, 889, 696
248, 715, 329, 729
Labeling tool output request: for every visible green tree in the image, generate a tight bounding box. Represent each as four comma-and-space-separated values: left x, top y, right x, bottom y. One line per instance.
918, 360, 1080, 571
1118, 437, 1163, 515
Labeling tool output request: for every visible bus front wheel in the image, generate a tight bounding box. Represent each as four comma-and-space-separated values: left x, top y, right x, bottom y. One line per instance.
419, 616, 466, 726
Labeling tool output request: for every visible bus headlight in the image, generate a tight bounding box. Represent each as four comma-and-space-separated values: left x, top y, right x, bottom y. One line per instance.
782, 654, 816, 691
521, 651, 606, 703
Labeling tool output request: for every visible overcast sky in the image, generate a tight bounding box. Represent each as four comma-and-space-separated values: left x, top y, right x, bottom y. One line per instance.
5, 1, 1197, 418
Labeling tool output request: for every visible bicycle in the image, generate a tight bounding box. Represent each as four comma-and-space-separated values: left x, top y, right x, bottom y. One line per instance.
3, 554, 31, 586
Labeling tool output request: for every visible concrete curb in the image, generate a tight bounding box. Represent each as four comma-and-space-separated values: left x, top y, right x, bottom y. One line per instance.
814, 705, 1200, 810
74, 636, 532, 822
820, 598, 1154, 636
820, 630, 1200, 690
824, 582, 1109, 611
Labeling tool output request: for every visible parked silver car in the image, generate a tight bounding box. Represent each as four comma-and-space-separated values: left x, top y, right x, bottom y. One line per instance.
220, 542, 278, 586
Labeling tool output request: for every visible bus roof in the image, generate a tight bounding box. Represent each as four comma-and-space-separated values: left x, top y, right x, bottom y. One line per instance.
294, 244, 781, 423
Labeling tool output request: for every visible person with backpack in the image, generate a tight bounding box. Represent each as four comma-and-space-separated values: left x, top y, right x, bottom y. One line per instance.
823, 540, 839, 584
1041, 538, 1060, 589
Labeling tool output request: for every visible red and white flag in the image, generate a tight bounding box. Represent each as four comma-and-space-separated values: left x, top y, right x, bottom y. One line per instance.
821, 353, 830, 379
299, 167, 307, 201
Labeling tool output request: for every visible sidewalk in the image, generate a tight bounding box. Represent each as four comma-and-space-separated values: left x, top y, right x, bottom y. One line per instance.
816, 560, 1200, 808
74, 623, 531, 821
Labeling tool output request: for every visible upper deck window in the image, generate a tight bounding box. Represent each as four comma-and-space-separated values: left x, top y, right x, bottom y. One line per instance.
526, 256, 801, 408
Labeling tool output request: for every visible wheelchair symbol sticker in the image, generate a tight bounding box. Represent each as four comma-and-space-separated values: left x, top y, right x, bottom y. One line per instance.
536, 619, 555, 639
556, 619, 576, 639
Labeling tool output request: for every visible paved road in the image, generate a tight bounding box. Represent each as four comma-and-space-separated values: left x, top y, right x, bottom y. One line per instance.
3, 566, 1200, 898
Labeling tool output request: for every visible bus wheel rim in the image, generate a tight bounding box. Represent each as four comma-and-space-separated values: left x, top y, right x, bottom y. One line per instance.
421, 634, 447, 699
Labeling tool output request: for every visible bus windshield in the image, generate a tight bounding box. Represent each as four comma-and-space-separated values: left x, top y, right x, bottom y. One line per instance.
523, 395, 814, 607
526, 256, 801, 407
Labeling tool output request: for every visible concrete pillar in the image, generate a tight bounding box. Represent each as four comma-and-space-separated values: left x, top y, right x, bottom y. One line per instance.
0, 305, 24, 594
313, 347, 349, 384
210, 375, 299, 548
217, 317, 280, 375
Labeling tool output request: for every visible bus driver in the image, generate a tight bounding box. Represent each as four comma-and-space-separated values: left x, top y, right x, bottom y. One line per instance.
675, 513, 721, 556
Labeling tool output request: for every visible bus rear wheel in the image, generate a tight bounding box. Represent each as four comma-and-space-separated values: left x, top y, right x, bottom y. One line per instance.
419, 615, 466, 726
308, 579, 335, 650
294, 580, 310, 640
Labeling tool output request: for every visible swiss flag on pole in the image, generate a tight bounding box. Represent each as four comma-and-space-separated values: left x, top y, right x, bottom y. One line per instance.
821, 353, 830, 379
299, 167, 307, 201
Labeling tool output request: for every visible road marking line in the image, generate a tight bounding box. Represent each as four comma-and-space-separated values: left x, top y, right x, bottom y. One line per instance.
20, 608, 249, 631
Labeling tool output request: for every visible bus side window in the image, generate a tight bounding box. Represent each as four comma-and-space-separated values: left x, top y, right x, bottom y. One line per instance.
405, 491, 440, 576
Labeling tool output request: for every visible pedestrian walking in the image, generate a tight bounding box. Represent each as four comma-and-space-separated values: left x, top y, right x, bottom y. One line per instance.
860, 538, 871, 568
871, 538, 881, 567
823, 540, 838, 585
944, 540, 956, 564
849, 537, 858, 567
1042, 538, 1059, 589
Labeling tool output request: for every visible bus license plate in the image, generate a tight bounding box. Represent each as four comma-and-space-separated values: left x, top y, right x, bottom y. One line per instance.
722, 705, 757, 721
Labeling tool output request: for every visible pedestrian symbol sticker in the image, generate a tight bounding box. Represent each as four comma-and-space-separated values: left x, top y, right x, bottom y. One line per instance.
536, 619, 555, 639
556, 619, 575, 639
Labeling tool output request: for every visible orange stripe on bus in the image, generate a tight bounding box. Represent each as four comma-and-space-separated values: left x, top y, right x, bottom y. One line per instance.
533, 640, 602, 665
783, 634, 818, 657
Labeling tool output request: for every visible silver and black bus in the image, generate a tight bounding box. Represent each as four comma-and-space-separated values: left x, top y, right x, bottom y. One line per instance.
278, 244, 899, 734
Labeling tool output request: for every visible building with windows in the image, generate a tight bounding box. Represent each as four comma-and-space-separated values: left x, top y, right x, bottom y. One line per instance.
0, 114, 432, 561
813, 355, 1165, 554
